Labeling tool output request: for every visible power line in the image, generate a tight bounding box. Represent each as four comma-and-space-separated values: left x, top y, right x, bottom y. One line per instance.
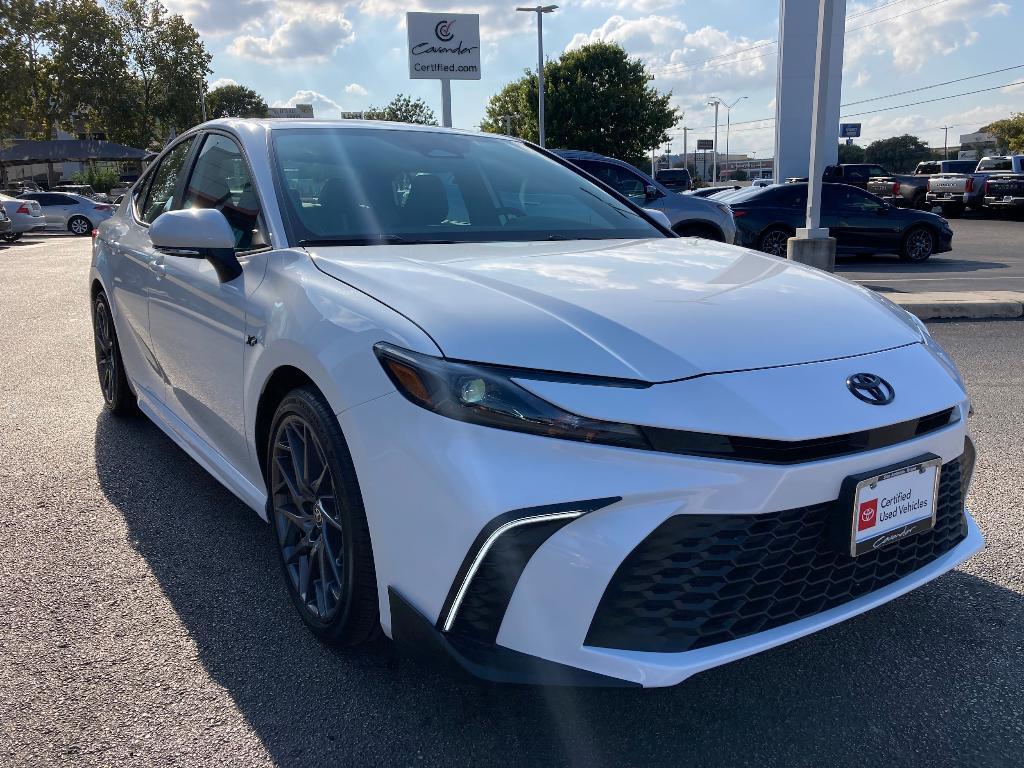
841, 80, 1023, 116
842, 64, 1024, 105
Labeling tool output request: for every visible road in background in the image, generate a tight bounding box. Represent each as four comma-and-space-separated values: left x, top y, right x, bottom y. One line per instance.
1, 238, 1021, 767
838, 216, 1024, 293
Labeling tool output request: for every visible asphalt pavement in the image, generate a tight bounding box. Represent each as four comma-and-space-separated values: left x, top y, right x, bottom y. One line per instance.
1, 236, 1022, 767
837, 215, 1024, 293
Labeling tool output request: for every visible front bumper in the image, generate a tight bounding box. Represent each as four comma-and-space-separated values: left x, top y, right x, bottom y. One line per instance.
341, 344, 978, 687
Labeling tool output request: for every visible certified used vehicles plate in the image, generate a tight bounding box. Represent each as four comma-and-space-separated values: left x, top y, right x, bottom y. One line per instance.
1004, 195, 1015, 202
842, 455, 942, 557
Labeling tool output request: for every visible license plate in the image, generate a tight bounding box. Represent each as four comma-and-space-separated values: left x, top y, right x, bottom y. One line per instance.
844, 456, 941, 557
1004, 196, 1014, 202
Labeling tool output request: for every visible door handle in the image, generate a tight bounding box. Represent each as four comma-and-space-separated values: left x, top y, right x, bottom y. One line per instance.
149, 260, 165, 275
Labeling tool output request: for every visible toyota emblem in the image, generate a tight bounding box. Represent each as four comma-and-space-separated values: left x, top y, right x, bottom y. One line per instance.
846, 373, 895, 405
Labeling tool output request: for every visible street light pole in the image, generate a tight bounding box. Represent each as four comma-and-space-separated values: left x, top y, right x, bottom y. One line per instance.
708, 99, 720, 182
516, 5, 557, 148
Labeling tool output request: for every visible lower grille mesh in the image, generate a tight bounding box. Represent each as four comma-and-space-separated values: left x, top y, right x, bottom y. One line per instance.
585, 457, 967, 653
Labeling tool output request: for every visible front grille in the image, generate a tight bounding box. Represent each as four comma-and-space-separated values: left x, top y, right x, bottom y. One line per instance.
585, 457, 967, 653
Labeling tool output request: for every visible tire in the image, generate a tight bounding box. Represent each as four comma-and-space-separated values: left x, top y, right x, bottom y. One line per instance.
674, 222, 724, 241
68, 215, 92, 236
900, 226, 935, 263
941, 204, 963, 219
267, 386, 380, 646
757, 226, 792, 258
91, 290, 138, 416
911, 193, 929, 211
1, 232, 22, 243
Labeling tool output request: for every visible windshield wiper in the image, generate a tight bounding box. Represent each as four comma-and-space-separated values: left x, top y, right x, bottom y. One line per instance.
300, 235, 459, 247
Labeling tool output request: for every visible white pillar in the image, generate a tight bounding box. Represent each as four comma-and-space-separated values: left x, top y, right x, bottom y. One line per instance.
773, 0, 846, 183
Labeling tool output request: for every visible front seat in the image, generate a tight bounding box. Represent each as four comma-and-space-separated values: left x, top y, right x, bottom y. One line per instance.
402, 174, 448, 227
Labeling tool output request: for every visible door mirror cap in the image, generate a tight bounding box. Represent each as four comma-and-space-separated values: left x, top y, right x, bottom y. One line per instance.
149, 208, 242, 282
643, 208, 672, 230
644, 184, 660, 201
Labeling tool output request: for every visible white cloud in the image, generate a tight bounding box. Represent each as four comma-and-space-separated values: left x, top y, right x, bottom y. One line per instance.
165, 0, 276, 36
273, 89, 344, 116
345, 83, 368, 96
227, 4, 355, 61
207, 77, 239, 90
844, 0, 1010, 73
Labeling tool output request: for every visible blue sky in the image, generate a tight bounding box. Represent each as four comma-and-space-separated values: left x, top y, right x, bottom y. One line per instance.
168, 0, 1023, 156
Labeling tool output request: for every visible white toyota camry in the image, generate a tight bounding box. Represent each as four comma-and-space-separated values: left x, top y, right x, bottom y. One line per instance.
90, 119, 981, 687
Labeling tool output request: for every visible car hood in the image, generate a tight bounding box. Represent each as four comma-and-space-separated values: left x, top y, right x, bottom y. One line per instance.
308, 238, 920, 381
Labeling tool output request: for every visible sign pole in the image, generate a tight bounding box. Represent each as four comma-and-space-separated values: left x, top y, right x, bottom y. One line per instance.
441, 79, 452, 128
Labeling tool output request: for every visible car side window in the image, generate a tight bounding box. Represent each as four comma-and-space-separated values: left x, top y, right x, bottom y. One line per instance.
141, 138, 195, 225
843, 166, 868, 182
868, 166, 888, 178
182, 133, 265, 250
575, 160, 646, 201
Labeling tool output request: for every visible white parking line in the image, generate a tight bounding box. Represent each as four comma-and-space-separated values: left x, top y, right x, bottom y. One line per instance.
851, 276, 1024, 283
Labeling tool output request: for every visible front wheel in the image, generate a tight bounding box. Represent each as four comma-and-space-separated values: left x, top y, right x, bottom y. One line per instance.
1, 232, 22, 243
268, 386, 380, 646
900, 226, 935, 263
757, 226, 792, 258
68, 216, 92, 236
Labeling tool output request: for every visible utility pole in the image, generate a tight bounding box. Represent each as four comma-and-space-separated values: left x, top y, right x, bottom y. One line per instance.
501, 115, 514, 136
516, 6, 558, 147
708, 99, 721, 183
942, 126, 951, 159
682, 126, 689, 174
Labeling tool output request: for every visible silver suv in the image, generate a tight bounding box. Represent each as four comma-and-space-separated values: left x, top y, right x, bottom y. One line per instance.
553, 150, 736, 243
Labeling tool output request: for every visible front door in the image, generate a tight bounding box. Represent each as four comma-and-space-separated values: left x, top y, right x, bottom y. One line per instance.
147, 132, 269, 473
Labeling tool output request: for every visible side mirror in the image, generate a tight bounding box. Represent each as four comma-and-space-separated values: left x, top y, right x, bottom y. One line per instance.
643, 208, 672, 230
149, 208, 242, 283
645, 184, 660, 201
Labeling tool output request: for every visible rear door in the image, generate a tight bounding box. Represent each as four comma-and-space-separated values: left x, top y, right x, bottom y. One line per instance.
825, 185, 898, 252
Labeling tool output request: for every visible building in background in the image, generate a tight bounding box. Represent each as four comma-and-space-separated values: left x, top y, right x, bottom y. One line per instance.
267, 104, 315, 119
957, 131, 999, 160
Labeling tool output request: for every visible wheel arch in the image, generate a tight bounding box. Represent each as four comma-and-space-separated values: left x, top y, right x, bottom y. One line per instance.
672, 220, 725, 241
254, 364, 320, 484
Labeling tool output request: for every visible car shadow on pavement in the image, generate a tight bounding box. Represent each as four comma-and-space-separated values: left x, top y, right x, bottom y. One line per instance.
836, 256, 1006, 273
94, 411, 1024, 767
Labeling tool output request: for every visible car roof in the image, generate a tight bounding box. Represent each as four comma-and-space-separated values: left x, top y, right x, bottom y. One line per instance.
201, 117, 516, 141
550, 149, 632, 166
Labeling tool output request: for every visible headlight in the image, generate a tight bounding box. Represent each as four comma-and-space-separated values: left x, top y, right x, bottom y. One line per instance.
374, 343, 651, 449
907, 312, 967, 392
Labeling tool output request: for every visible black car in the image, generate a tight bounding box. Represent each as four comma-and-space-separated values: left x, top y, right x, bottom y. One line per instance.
654, 167, 692, 192
685, 185, 740, 198
730, 182, 953, 263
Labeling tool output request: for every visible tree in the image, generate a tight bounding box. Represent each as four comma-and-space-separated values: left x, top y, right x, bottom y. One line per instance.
364, 94, 436, 125
838, 142, 866, 163
864, 134, 931, 173
205, 83, 268, 119
732, 169, 748, 181
481, 41, 679, 168
986, 114, 1024, 154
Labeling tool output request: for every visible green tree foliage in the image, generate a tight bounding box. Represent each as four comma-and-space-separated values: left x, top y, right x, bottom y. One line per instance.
986, 113, 1024, 154
481, 41, 680, 168
864, 134, 931, 173
364, 94, 437, 125
70, 166, 120, 193
205, 83, 269, 119
0, 0, 210, 149
838, 142, 866, 163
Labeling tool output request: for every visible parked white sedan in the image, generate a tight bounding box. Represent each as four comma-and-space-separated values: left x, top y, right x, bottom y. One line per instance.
0, 193, 46, 242
90, 119, 981, 687
19, 191, 114, 235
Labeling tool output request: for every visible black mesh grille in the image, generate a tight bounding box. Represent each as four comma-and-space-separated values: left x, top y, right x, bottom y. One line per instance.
585, 457, 967, 653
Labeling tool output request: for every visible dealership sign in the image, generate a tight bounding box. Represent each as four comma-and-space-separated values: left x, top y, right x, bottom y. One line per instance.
407, 13, 481, 81
840, 123, 861, 138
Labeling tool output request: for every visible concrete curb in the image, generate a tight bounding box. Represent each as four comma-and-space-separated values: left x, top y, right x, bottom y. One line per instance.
883, 291, 1024, 320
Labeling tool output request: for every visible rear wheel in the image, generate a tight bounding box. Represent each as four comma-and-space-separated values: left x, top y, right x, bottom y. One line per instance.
68, 215, 91, 236
900, 226, 935, 263
1, 232, 22, 242
92, 290, 137, 415
268, 386, 380, 645
757, 226, 792, 258
911, 193, 929, 211
940, 204, 963, 218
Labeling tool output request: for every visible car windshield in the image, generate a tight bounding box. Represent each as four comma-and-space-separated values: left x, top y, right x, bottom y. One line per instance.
272, 127, 663, 245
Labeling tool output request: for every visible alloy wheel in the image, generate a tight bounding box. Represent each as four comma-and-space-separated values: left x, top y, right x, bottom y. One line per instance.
92, 297, 116, 403
271, 415, 346, 622
905, 229, 934, 261
760, 229, 790, 258
69, 217, 90, 235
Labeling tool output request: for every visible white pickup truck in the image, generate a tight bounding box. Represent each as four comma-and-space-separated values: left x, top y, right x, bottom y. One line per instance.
926, 155, 1024, 216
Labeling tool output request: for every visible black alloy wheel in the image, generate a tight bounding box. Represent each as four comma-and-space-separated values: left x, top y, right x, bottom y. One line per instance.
68, 215, 91, 236
268, 387, 380, 645
1, 232, 22, 242
758, 226, 792, 258
901, 226, 935, 263
91, 291, 137, 415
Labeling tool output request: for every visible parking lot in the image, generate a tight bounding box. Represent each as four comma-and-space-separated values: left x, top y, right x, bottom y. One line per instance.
1, 234, 1022, 767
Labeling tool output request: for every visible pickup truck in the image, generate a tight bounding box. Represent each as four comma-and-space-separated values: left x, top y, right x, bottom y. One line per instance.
864, 160, 974, 210
927, 155, 1024, 215
785, 163, 891, 189
981, 155, 1024, 211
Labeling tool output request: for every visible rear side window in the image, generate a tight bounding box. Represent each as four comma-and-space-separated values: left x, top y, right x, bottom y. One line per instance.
915, 162, 940, 175
842, 166, 869, 182
182, 133, 265, 250
140, 138, 195, 224
766, 185, 807, 207
977, 157, 1012, 171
